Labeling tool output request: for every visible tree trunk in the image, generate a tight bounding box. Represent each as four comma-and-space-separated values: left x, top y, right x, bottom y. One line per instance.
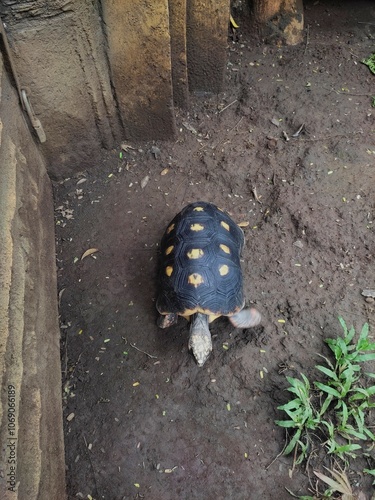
252, 0, 304, 45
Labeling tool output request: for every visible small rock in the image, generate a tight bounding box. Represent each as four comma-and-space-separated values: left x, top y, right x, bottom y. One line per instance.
293, 240, 304, 249
266, 137, 278, 151
150, 145, 161, 159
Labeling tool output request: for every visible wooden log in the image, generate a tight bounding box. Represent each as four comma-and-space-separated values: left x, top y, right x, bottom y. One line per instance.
102, 0, 176, 140
169, 0, 190, 108
187, 0, 230, 93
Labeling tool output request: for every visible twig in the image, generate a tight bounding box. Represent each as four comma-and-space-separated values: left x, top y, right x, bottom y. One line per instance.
303, 24, 310, 56
69, 352, 82, 378
83, 434, 99, 496
358, 21, 375, 25
213, 116, 244, 149
218, 99, 238, 114
64, 337, 68, 376
265, 430, 288, 470
299, 130, 363, 142
265, 448, 285, 470
130, 343, 158, 359
324, 86, 373, 97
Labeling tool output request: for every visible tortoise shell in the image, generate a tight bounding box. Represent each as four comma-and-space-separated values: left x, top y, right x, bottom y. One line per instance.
156, 201, 245, 318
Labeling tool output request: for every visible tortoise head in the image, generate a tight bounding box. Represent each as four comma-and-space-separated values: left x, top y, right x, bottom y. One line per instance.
188, 313, 212, 367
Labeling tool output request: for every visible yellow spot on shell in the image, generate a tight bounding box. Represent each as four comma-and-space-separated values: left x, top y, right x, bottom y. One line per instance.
165, 266, 173, 277
190, 223, 204, 231
166, 223, 175, 234
188, 273, 204, 287
219, 265, 229, 276
220, 244, 230, 254
220, 221, 230, 231
187, 248, 204, 259
165, 245, 174, 255
193, 206, 204, 211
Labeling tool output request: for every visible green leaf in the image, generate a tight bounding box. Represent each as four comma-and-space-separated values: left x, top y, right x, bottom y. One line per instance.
349, 390, 368, 402
325, 338, 340, 358
336, 337, 348, 357
339, 401, 348, 427
315, 382, 341, 398
295, 441, 308, 465
286, 375, 302, 387
340, 427, 367, 440
352, 410, 365, 433
364, 427, 375, 441
300, 373, 311, 390
357, 322, 369, 344
278, 398, 302, 411
331, 443, 361, 454
344, 325, 356, 345
315, 365, 338, 380
365, 372, 375, 379
284, 428, 302, 455
326, 437, 338, 454
356, 353, 375, 362
275, 419, 298, 428
362, 54, 375, 74
366, 385, 375, 395
319, 394, 333, 416
340, 366, 356, 395
338, 316, 348, 336
363, 469, 375, 477
321, 420, 335, 436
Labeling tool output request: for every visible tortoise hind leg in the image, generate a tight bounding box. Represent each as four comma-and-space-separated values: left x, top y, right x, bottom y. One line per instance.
229, 308, 261, 329
157, 313, 178, 328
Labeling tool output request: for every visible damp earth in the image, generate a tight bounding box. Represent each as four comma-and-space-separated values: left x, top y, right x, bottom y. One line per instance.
55, 2, 375, 499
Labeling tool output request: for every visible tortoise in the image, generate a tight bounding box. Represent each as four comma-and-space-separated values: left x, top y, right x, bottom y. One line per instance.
156, 201, 261, 366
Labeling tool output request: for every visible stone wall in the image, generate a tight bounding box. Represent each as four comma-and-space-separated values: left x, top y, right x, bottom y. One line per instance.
0, 53, 66, 499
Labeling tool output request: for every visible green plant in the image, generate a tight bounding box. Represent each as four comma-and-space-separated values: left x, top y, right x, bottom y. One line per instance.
275, 373, 320, 464
276, 317, 375, 468
362, 53, 375, 75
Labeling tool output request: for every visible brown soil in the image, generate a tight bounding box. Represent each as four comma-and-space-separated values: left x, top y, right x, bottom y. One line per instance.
54, 2, 375, 499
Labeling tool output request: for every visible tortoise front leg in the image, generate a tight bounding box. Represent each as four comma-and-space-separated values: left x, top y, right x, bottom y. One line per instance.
157, 313, 178, 328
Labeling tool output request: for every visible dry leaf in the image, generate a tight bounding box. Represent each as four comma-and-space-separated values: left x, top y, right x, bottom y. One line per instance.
121, 143, 135, 152
81, 248, 99, 260
182, 122, 197, 134
230, 15, 239, 29
141, 176, 150, 189
58, 288, 65, 306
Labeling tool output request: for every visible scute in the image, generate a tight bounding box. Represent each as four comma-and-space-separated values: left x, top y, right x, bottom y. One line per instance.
157, 201, 245, 317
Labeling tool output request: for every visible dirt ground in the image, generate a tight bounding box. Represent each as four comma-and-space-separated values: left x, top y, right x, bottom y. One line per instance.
54, 1, 375, 498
